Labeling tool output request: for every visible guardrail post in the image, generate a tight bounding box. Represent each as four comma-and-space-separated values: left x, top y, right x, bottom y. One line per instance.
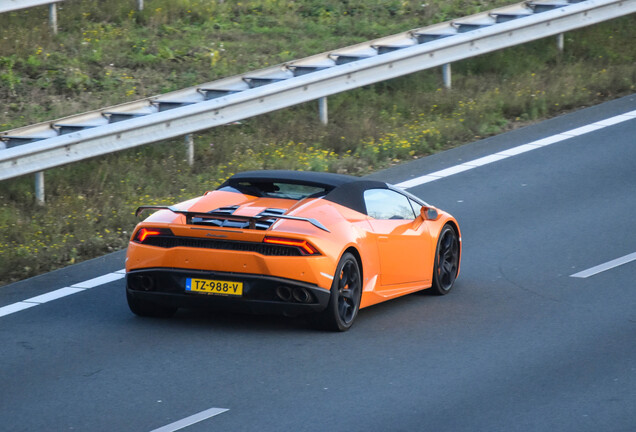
35, 171, 45, 205
318, 97, 328, 125
137, 0, 143, 11
556, 33, 564, 52
185, 134, 194, 166
442, 63, 452, 89
48, 3, 58, 35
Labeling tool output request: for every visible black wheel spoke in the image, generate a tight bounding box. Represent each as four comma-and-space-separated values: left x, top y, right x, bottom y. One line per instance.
339, 270, 349, 290
338, 297, 351, 320
340, 288, 354, 300
348, 270, 358, 286
442, 233, 451, 250
451, 241, 459, 255
442, 260, 452, 275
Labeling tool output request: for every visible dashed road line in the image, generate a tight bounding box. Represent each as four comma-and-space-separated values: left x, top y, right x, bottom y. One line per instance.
149, 407, 229, 432
570, 252, 636, 279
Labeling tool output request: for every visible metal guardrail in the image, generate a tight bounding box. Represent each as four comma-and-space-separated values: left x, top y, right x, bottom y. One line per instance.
0, 0, 61, 14
0, 0, 63, 34
1, 0, 634, 185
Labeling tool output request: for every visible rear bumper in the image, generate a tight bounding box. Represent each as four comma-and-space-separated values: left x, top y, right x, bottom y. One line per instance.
126, 268, 331, 315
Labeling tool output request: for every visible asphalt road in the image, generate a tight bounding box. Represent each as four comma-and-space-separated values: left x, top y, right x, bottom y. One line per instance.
2, 94, 635, 432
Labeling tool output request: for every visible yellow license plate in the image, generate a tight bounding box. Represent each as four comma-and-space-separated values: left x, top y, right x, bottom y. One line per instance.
186, 278, 243, 296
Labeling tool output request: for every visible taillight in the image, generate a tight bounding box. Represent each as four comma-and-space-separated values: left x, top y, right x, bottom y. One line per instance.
134, 227, 172, 243
263, 236, 320, 255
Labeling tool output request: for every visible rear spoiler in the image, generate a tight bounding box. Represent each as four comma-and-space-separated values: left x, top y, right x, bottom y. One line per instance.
135, 206, 330, 232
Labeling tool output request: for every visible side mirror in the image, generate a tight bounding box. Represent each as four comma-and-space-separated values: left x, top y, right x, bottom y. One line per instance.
421, 206, 440, 221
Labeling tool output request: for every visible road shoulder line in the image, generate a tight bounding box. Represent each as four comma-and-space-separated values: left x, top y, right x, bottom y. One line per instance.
0, 270, 125, 318
396, 110, 636, 189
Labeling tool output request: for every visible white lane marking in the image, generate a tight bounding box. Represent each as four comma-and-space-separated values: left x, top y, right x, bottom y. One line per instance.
561, 123, 605, 136
570, 252, 636, 279
531, 134, 571, 147
463, 154, 509, 167
0, 270, 124, 319
0, 302, 38, 318
429, 164, 475, 177
497, 143, 541, 156
398, 175, 439, 188
395, 110, 636, 189
23, 287, 85, 304
596, 115, 635, 126
71, 272, 124, 288
149, 407, 229, 432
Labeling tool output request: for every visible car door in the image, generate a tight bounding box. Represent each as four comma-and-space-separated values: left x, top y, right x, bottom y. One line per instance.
364, 188, 435, 287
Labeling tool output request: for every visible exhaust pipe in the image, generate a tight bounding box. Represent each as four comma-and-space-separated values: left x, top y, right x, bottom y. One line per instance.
292, 287, 312, 303
276, 286, 292, 302
139, 275, 155, 291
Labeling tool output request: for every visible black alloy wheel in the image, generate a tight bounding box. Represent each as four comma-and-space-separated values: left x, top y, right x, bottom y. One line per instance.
430, 224, 459, 295
315, 252, 362, 331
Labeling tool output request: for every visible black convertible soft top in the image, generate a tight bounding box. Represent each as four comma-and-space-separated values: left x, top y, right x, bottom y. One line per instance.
222, 170, 360, 189
219, 170, 389, 215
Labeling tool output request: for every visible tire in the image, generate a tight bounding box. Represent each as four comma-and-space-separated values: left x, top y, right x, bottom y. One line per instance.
430, 224, 460, 295
314, 252, 362, 332
126, 290, 178, 318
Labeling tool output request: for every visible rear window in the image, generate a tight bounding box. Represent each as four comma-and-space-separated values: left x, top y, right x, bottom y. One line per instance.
219, 181, 328, 200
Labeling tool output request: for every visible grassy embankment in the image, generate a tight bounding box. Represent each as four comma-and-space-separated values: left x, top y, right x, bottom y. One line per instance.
1, 0, 635, 285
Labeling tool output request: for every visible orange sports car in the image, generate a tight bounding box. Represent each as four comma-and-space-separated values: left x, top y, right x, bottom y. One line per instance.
125, 170, 461, 331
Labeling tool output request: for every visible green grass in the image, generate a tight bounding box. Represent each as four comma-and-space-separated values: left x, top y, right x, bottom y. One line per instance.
1, 1, 635, 285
